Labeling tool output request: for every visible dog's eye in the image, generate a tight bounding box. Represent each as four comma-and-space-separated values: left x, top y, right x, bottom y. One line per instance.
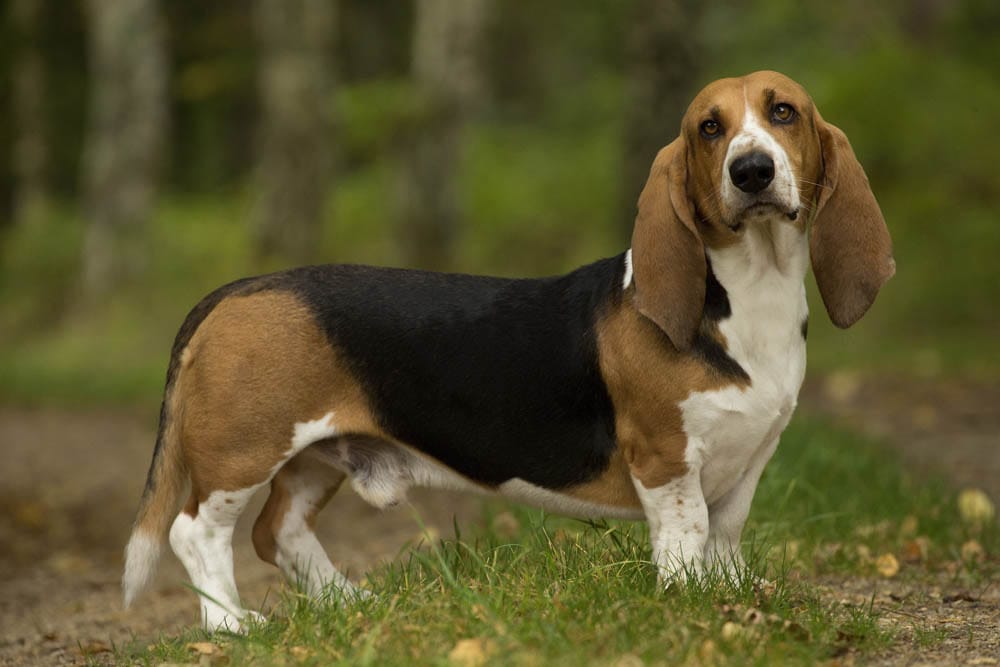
700, 119, 722, 139
771, 103, 796, 124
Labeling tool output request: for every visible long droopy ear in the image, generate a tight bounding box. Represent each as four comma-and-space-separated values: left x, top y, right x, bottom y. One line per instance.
631, 137, 705, 350
810, 117, 895, 328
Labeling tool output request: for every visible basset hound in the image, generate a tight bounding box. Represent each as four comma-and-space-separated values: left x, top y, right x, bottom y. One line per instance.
123, 71, 894, 631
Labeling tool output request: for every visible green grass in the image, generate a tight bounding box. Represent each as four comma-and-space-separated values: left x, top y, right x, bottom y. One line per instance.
115, 419, 997, 666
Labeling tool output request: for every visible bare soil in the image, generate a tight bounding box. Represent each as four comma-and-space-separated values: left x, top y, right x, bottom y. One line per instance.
0, 374, 997, 665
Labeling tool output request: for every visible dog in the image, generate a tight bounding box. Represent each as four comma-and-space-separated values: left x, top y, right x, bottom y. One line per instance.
122, 71, 894, 631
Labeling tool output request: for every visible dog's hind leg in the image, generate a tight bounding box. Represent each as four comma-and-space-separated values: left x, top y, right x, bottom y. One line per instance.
170, 485, 266, 633
253, 453, 359, 598
162, 290, 380, 630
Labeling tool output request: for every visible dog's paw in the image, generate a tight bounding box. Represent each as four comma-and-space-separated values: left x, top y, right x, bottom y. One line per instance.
204, 608, 265, 634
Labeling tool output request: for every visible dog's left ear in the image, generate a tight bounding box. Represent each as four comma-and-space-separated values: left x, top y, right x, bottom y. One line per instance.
631, 137, 705, 350
810, 115, 895, 328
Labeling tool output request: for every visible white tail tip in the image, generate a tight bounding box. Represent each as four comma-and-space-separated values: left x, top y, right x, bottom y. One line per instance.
122, 531, 161, 608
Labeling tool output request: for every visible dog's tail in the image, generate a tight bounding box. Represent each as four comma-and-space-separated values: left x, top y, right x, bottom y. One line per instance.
121, 279, 257, 608
122, 384, 187, 608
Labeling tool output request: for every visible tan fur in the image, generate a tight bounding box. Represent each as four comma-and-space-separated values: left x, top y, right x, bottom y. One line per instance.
592, 298, 748, 492
681, 71, 825, 229
173, 291, 380, 502
810, 116, 895, 327
563, 448, 641, 508
630, 139, 706, 351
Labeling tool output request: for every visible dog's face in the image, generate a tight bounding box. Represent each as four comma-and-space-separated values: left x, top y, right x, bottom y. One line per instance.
630, 71, 895, 350
681, 71, 823, 232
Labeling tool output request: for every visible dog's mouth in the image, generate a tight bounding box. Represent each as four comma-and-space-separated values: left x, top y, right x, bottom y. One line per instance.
727, 201, 799, 230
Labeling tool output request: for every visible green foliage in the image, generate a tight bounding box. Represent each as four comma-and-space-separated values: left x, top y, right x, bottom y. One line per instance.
2, 1, 999, 407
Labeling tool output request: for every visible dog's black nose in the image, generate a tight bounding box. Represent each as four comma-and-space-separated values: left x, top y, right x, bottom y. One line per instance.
729, 152, 775, 194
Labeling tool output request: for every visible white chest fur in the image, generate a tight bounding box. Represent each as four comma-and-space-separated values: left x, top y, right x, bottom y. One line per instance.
681, 219, 809, 505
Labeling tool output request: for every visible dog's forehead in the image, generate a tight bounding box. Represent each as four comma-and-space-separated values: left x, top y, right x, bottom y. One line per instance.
684, 71, 811, 122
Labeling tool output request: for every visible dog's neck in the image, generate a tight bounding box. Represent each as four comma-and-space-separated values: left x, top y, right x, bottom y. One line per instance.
706, 215, 809, 373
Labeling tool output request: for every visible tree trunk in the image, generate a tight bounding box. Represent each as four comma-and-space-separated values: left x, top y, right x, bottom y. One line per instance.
397, 0, 488, 270
9, 0, 48, 228
80, 0, 168, 298
621, 0, 701, 242
252, 0, 335, 264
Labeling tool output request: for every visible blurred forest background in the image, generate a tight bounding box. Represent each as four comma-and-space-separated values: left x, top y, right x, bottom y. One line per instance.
0, 0, 998, 408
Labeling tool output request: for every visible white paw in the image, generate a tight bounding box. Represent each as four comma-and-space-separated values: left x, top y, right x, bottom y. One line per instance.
203, 607, 265, 634
656, 557, 705, 588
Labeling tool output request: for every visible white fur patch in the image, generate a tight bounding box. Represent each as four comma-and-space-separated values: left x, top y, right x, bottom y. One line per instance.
622, 249, 633, 289
687, 222, 807, 504
632, 470, 709, 582
498, 479, 644, 520
169, 486, 263, 632
122, 531, 160, 608
720, 96, 800, 221
274, 474, 355, 596
291, 412, 339, 453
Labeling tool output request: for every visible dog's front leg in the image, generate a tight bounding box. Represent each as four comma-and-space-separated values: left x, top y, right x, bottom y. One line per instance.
702, 436, 779, 577
631, 461, 708, 585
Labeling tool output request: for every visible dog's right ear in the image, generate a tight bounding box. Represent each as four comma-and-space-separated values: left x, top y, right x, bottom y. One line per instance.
630, 137, 705, 351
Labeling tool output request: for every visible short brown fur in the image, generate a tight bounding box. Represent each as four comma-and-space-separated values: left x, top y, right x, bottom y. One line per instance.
173, 291, 381, 503
593, 297, 748, 492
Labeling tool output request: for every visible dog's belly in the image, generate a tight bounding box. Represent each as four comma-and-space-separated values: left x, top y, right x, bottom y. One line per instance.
496, 479, 646, 520
311, 438, 645, 521
680, 377, 801, 506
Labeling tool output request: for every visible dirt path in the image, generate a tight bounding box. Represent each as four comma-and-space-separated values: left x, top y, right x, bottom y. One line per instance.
0, 408, 482, 665
799, 374, 1000, 504
0, 375, 996, 665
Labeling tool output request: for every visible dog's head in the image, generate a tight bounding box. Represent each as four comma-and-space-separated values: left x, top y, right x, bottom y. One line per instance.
631, 70, 895, 350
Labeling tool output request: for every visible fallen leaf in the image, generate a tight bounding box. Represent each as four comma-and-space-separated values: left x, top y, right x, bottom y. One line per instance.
698, 639, 717, 663
901, 537, 930, 563
48, 553, 92, 575
491, 511, 521, 537
911, 404, 938, 429
418, 526, 441, 543
612, 653, 644, 667
720, 621, 744, 642
898, 515, 919, 537
78, 640, 111, 655
289, 646, 313, 661
854, 520, 890, 538
186, 642, 220, 656
448, 638, 496, 666
875, 553, 900, 578
942, 591, 978, 604
824, 371, 862, 403
960, 539, 985, 563
782, 620, 810, 641
855, 544, 872, 563
958, 489, 995, 527
13, 501, 48, 529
